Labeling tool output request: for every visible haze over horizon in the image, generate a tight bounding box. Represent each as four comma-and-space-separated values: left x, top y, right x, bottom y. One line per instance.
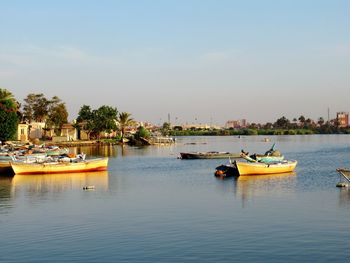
1, 1, 349, 126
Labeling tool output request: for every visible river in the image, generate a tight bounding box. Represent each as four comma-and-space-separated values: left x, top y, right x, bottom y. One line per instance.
1, 135, 350, 262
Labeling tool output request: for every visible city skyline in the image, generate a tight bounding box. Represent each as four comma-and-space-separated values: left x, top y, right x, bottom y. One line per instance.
1, 1, 350, 124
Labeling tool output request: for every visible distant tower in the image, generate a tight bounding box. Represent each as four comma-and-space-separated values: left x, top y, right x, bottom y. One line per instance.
328, 107, 330, 123
168, 113, 170, 125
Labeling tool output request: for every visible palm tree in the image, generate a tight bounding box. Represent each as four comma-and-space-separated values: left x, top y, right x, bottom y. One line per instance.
298, 115, 306, 127
0, 88, 15, 102
117, 112, 134, 143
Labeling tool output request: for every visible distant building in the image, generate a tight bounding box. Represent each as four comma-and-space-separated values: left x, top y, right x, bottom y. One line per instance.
60, 123, 78, 141
337, 112, 349, 127
225, 119, 247, 129
16, 123, 29, 142
29, 122, 47, 139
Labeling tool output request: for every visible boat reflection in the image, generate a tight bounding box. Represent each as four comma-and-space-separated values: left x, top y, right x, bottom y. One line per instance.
233, 172, 297, 208
12, 171, 109, 194
337, 187, 350, 207
72, 145, 118, 158
0, 176, 15, 213
237, 172, 297, 181
70, 144, 167, 158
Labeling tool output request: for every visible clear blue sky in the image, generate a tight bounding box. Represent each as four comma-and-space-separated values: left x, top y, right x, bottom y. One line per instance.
1, 0, 349, 125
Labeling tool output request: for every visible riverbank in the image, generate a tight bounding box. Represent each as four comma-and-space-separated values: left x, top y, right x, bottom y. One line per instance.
169, 127, 350, 136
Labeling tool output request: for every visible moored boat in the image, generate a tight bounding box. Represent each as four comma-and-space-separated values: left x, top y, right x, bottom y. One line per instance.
215, 159, 297, 178
337, 168, 350, 176
336, 168, 350, 182
236, 160, 297, 176
11, 157, 108, 175
215, 163, 239, 178
180, 151, 240, 159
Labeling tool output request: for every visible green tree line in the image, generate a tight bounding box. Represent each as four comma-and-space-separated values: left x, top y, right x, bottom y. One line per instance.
0, 88, 349, 142
0, 88, 138, 142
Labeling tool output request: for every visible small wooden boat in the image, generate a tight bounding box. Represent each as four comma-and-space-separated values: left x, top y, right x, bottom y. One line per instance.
236, 160, 297, 176
215, 158, 297, 178
180, 151, 240, 159
215, 163, 239, 179
11, 157, 108, 175
336, 168, 350, 182
337, 168, 350, 176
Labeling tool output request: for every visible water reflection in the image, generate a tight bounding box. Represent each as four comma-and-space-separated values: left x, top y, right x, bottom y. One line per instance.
12, 171, 109, 194
72, 145, 118, 157
338, 188, 350, 207
233, 172, 297, 208
0, 176, 14, 213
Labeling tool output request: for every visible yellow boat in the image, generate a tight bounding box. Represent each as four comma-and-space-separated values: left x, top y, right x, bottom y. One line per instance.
337, 168, 350, 177
336, 168, 350, 188
11, 158, 108, 175
235, 160, 297, 176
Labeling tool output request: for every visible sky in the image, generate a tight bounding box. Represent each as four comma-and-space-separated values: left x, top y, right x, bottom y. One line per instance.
1, 0, 350, 125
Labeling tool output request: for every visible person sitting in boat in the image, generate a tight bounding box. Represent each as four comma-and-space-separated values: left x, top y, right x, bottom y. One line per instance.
241, 149, 249, 156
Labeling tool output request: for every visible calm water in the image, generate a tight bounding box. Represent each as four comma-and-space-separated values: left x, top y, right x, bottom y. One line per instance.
1, 135, 350, 262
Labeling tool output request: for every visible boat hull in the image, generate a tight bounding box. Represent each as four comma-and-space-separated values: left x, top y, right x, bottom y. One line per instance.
0, 161, 14, 175
236, 160, 297, 175
215, 164, 239, 178
11, 158, 108, 175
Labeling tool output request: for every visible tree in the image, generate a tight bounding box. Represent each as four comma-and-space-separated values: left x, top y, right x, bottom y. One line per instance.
92, 106, 118, 138
0, 89, 16, 103
22, 93, 49, 123
117, 112, 134, 142
46, 96, 68, 135
134, 125, 150, 139
76, 105, 95, 140
274, 116, 290, 129
161, 122, 171, 135
304, 118, 314, 129
76, 105, 118, 140
318, 117, 325, 127
248, 123, 259, 129
298, 115, 306, 127
263, 122, 273, 129
0, 89, 19, 142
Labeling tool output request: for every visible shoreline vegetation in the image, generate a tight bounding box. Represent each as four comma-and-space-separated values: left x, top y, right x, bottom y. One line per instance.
0, 88, 349, 147
167, 127, 350, 137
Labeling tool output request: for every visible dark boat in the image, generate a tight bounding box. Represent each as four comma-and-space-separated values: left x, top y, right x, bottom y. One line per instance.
179, 151, 241, 159
214, 162, 239, 179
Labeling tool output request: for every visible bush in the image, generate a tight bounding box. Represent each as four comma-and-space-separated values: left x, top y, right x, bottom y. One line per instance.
135, 126, 150, 139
